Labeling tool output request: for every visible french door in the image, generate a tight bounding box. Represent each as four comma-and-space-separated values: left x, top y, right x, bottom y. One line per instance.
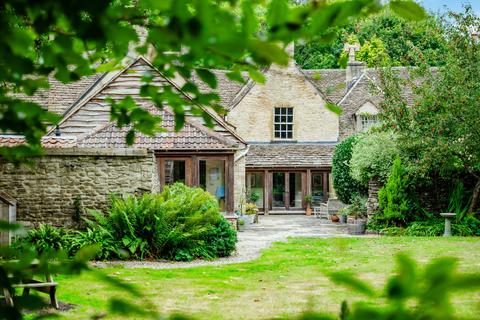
271, 171, 303, 210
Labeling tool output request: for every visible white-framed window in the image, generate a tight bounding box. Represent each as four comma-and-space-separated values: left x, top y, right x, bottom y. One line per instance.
274, 107, 293, 139
358, 114, 378, 131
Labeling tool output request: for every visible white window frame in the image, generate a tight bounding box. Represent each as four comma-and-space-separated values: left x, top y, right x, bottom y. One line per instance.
273, 107, 294, 140
357, 114, 378, 132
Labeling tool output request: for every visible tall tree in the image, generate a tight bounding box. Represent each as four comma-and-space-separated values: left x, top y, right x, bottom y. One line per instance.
379, 7, 480, 213
295, 7, 445, 69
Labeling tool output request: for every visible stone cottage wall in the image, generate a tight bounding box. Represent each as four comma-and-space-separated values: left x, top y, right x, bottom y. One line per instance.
366, 178, 382, 217
0, 148, 157, 228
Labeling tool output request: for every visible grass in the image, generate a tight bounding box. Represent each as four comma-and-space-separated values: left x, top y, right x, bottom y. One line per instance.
51, 237, 480, 319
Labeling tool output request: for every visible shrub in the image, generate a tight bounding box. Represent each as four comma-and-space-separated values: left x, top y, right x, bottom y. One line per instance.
66, 222, 121, 260
87, 183, 237, 261
332, 135, 367, 204
13, 224, 70, 255
378, 157, 411, 226
350, 131, 399, 184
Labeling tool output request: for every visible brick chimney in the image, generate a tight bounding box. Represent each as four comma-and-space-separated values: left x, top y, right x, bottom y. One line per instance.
344, 42, 365, 89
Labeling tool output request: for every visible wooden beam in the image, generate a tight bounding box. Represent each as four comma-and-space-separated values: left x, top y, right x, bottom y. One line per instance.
227, 154, 235, 213
192, 155, 198, 186
323, 172, 329, 201
264, 170, 270, 215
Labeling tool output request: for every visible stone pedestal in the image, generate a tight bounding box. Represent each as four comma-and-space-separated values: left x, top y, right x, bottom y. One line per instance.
440, 212, 456, 237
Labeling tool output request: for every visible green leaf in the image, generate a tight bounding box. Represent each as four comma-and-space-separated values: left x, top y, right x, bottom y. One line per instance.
328, 272, 375, 297
196, 69, 217, 89
0, 220, 23, 232
267, 0, 289, 28
248, 69, 266, 84
326, 102, 343, 115
126, 130, 135, 146
390, 0, 427, 21
74, 244, 101, 262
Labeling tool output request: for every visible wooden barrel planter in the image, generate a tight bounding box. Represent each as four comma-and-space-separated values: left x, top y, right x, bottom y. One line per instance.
348, 219, 366, 235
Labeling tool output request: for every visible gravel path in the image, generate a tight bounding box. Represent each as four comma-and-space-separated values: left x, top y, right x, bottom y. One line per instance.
93, 215, 350, 270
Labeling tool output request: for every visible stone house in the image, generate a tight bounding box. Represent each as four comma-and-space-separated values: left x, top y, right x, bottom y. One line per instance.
0, 46, 387, 226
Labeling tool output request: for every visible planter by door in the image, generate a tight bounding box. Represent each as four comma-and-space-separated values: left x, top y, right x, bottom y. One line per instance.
348, 219, 366, 235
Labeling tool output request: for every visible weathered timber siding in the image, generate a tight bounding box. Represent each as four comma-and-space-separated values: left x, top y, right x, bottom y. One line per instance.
0, 149, 157, 227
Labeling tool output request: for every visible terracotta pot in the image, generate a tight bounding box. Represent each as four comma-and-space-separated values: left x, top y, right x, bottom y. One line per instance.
331, 214, 340, 222
306, 207, 312, 216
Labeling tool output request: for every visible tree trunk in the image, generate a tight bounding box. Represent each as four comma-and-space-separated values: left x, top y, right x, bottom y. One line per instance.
469, 178, 480, 214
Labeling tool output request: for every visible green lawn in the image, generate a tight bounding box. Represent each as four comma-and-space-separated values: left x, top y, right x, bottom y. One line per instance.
53, 237, 480, 319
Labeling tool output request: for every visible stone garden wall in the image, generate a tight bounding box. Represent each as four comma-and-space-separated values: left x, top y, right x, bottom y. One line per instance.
0, 148, 157, 227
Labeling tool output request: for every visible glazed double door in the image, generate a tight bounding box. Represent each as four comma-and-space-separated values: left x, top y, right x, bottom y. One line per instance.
271, 172, 303, 210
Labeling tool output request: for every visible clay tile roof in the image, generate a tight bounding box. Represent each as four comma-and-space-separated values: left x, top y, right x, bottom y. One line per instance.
245, 143, 336, 168
78, 108, 238, 150
0, 135, 77, 148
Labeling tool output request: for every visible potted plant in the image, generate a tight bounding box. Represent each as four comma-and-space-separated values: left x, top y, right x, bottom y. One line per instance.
237, 216, 246, 232
245, 203, 259, 224
339, 208, 348, 224
304, 195, 313, 216
347, 196, 368, 234
249, 191, 260, 205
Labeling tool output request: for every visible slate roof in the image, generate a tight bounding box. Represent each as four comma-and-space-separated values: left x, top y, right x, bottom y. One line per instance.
77, 108, 238, 150
0, 136, 77, 148
245, 143, 335, 168
302, 69, 347, 104
191, 70, 248, 108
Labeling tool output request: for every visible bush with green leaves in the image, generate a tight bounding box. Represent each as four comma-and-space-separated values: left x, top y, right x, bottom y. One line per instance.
350, 131, 400, 185
87, 183, 237, 261
12, 224, 69, 255
67, 223, 121, 260
332, 135, 367, 204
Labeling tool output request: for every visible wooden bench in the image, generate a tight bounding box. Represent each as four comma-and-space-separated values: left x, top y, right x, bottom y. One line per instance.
2, 264, 59, 309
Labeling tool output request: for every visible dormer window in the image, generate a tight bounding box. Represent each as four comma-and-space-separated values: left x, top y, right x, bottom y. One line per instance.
274, 107, 293, 139
355, 102, 379, 132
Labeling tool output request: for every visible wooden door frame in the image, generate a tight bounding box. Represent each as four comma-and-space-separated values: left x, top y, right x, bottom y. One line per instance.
246, 171, 266, 210
246, 167, 332, 213
157, 157, 193, 190
271, 170, 305, 211
156, 152, 235, 213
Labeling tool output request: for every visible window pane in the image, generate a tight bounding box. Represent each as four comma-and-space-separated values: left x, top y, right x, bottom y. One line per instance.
289, 172, 302, 207
165, 160, 186, 185
199, 160, 226, 211
247, 172, 264, 208
274, 107, 294, 139
311, 172, 324, 206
